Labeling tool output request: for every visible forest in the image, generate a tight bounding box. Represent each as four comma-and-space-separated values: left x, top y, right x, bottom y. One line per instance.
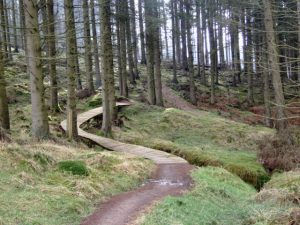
0, 0, 300, 224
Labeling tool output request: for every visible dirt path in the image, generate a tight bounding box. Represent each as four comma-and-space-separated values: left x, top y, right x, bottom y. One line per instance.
60, 102, 194, 225
162, 83, 197, 111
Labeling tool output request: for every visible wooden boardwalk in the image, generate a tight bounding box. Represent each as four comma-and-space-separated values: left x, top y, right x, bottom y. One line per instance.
60, 102, 187, 164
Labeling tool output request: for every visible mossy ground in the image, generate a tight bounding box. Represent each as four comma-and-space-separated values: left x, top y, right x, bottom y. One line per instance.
0, 141, 154, 225
112, 103, 273, 188
142, 167, 298, 225
1, 54, 154, 225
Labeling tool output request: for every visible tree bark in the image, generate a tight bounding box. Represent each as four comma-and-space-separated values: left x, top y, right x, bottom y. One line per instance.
145, 0, 156, 105
24, 0, 49, 139
180, 0, 188, 70
100, 0, 115, 136
186, 0, 196, 105
12, 0, 19, 53
130, 0, 139, 77
64, 0, 78, 140
154, 0, 163, 107
83, 0, 94, 92
90, 0, 102, 88
138, 0, 146, 64
171, 0, 178, 83
263, 0, 287, 132
46, 0, 58, 112
0, 36, 9, 130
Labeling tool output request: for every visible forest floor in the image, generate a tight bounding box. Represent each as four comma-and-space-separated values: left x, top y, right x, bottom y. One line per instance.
2, 54, 300, 224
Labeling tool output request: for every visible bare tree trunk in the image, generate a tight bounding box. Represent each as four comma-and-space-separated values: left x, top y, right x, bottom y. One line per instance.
24, 0, 49, 139
12, 0, 19, 53
46, 0, 58, 112
171, 0, 178, 83
180, 0, 187, 70
91, 0, 101, 88
83, 0, 94, 93
154, 0, 163, 106
218, 6, 225, 68
244, 8, 254, 105
174, 0, 181, 64
298, 0, 300, 80
130, 0, 139, 78
162, 0, 169, 60
0, 0, 8, 60
208, 1, 216, 104
19, 0, 26, 50
186, 0, 196, 105
117, 0, 128, 97
262, 51, 273, 128
263, 0, 287, 132
4, 0, 12, 60
196, 0, 204, 81
145, 0, 156, 105
0, 37, 9, 130
100, 0, 115, 136
64, 0, 78, 140
125, 0, 135, 84
138, 0, 146, 64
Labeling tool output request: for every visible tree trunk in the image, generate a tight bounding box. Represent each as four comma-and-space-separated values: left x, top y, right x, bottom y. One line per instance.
138, 0, 146, 64
83, 0, 94, 93
64, 0, 78, 140
186, 0, 196, 105
162, 0, 169, 60
100, 0, 115, 136
19, 0, 26, 50
46, 0, 58, 112
4, 0, 12, 61
262, 52, 273, 128
12, 0, 19, 53
117, 0, 128, 97
174, 1, 181, 64
180, 0, 187, 70
130, 0, 139, 78
0, 37, 9, 130
171, 0, 178, 83
125, 0, 135, 84
263, 0, 287, 132
90, 0, 102, 88
298, 0, 300, 80
0, 0, 8, 60
208, 1, 216, 104
145, 0, 156, 105
154, 0, 163, 107
24, 0, 49, 139
244, 8, 254, 105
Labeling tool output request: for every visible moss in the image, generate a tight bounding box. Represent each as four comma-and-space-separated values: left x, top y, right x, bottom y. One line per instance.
88, 94, 102, 107
58, 160, 89, 176
114, 103, 273, 188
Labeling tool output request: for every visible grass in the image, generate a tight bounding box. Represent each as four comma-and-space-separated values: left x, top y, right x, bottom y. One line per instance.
142, 167, 297, 225
112, 103, 273, 188
0, 141, 154, 225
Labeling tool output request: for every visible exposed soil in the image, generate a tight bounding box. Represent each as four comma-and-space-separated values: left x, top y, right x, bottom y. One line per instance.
81, 163, 194, 225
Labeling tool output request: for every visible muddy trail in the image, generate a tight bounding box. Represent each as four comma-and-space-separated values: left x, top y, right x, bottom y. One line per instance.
61, 101, 195, 225
81, 164, 193, 225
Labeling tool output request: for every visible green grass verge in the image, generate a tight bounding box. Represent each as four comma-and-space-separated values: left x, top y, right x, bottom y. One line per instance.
113, 103, 273, 188
0, 142, 154, 225
142, 167, 297, 225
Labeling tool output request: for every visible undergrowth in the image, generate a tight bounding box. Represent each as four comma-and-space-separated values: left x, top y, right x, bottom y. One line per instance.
112, 103, 273, 188
142, 167, 298, 225
0, 141, 154, 225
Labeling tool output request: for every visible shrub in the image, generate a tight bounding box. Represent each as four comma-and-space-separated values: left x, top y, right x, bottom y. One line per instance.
58, 160, 89, 176
258, 127, 300, 172
88, 95, 102, 107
